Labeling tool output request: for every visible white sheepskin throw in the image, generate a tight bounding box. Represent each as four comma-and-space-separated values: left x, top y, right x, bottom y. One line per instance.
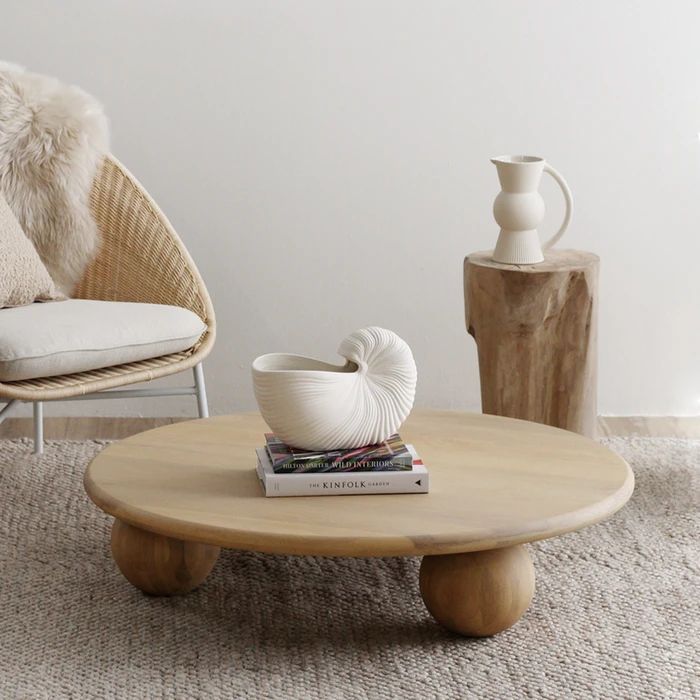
0, 62, 109, 294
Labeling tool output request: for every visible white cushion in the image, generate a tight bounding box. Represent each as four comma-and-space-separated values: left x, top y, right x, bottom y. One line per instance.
0, 193, 62, 308
0, 299, 206, 381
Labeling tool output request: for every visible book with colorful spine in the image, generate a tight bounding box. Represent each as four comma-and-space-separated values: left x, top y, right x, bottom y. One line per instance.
256, 445, 428, 497
265, 433, 413, 473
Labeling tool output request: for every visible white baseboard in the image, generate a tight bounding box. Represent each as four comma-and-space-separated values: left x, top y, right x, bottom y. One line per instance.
2, 416, 699, 440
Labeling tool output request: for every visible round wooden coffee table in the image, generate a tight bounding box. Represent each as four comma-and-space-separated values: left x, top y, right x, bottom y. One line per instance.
84, 411, 633, 637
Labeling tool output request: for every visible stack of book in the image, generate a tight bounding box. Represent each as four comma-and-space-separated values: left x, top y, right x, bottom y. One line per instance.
255, 433, 429, 497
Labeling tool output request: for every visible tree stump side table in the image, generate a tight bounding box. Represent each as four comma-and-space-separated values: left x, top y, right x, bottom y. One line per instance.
464, 249, 599, 438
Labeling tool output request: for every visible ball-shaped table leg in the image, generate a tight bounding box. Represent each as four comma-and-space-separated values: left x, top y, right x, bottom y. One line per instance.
419, 545, 535, 637
110, 519, 220, 596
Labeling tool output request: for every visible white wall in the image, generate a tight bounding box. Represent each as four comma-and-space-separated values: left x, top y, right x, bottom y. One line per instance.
2, 0, 699, 417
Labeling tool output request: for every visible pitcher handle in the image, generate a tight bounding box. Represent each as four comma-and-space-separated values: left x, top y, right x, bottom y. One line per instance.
542, 163, 573, 250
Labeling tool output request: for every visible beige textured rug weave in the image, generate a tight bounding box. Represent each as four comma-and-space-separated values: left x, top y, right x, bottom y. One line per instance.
0, 437, 698, 699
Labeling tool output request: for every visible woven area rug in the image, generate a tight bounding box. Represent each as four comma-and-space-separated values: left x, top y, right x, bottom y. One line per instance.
0, 437, 698, 699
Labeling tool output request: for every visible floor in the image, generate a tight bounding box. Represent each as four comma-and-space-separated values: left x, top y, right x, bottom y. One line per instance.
0, 415, 699, 440
0, 417, 182, 440
596, 416, 700, 438
1, 434, 697, 698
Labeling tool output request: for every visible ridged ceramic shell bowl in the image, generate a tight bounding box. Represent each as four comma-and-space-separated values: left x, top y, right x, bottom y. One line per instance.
252, 327, 417, 450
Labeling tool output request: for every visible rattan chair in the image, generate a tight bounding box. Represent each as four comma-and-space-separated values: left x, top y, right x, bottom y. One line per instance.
0, 155, 216, 453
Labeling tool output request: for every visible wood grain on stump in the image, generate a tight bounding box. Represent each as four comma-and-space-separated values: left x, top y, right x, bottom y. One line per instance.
464, 249, 599, 437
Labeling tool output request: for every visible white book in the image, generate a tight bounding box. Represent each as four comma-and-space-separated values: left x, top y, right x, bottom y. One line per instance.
255, 446, 429, 497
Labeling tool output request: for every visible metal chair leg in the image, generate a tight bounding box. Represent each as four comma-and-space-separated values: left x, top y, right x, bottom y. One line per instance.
33, 401, 44, 455
193, 363, 209, 418
0, 400, 21, 423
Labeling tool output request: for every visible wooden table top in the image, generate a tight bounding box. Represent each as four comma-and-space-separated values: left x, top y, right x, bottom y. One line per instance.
466, 249, 600, 273
84, 411, 634, 557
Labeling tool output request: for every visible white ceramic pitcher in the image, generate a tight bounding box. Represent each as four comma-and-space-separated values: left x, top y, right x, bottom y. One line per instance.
491, 155, 573, 264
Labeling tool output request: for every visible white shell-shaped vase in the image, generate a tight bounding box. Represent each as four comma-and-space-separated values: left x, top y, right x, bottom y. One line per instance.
252, 327, 417, 450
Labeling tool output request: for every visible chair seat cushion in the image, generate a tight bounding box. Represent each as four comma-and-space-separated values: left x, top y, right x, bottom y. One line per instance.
0, 300, 207, 382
